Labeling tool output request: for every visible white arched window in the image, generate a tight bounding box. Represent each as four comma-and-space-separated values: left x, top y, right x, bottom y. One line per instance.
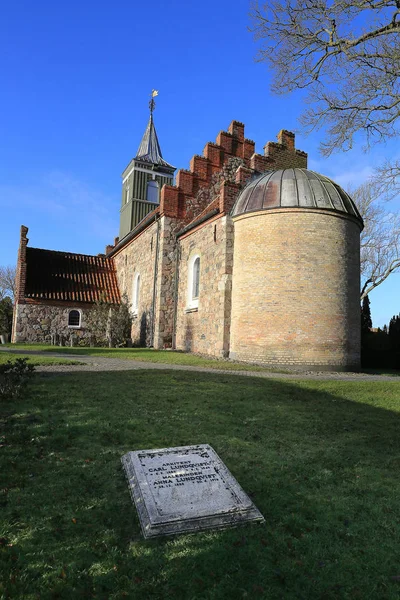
187, 254, 200, 310
125, 185, 130, 204
146, 180, 159, 203
132, 273, 140, 316
68, 309, 81, 328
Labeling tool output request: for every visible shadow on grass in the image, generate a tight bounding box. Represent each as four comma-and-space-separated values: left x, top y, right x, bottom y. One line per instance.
2, 371, 400, 599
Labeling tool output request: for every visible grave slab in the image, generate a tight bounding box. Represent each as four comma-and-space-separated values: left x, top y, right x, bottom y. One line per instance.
121, 444, 264, 538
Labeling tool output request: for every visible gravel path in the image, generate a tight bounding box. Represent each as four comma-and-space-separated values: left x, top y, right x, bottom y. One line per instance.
2, 348, 399, 381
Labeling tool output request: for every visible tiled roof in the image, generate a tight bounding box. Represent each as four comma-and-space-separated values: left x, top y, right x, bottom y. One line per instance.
25, 248, 120, 304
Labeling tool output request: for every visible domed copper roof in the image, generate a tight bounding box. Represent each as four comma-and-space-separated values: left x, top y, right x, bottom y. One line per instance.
231, 168, 363, 226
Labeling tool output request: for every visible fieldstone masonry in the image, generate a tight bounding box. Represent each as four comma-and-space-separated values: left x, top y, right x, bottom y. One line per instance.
113, 215, 184, 348
13, 303, 91, 344
113, 220, 159, 346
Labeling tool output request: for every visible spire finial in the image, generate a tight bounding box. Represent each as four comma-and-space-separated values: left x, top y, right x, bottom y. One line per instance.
149, 89, 159, 115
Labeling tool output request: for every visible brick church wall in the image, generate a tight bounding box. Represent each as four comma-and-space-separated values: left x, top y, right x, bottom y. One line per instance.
175, 215, 234, 357
167, 122, 308, 358
230, 209, 361, 369
110, 120, 309, 354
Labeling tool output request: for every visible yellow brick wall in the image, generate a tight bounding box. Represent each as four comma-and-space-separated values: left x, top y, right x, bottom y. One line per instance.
230, 209, 361, 370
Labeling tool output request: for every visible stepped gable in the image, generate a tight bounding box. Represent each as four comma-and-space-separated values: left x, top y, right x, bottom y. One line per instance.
160, 121, 307, 226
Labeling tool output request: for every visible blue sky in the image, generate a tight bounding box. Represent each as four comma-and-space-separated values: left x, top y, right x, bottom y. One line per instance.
1, 0, 398, 327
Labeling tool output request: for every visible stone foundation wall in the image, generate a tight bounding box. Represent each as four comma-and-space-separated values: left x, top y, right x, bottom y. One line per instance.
13, 303, 92, 344
175, 215, 234, 357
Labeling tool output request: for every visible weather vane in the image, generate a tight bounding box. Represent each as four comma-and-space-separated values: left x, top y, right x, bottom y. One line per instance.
149, 89, 159, 114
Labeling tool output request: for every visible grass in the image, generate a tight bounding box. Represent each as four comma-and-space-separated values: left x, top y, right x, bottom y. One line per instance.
4, 343, 399, 376
0, 352, 84, 366
361, 368, 400, 377
1, 370, 400, 599
2, 344, 288, 372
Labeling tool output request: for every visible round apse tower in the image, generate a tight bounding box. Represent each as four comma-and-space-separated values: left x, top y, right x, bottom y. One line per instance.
230, 168, 364, 371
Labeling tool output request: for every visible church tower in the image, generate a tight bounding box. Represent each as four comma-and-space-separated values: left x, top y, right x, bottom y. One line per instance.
119, 91, 175, 239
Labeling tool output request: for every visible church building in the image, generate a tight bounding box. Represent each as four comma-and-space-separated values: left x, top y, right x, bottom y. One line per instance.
13, 97, 364, 370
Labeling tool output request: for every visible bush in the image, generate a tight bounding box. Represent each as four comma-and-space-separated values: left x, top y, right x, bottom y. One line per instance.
361, 330, 400, 370
0, 358, 35, 400
0, 297, 13, 338
85, 294, 132, 347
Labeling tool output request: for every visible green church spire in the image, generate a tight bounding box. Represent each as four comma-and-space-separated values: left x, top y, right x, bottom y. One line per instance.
119, 91, 175, 240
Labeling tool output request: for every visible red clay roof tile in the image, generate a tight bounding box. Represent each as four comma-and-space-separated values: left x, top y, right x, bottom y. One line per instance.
25, 248, 120, 304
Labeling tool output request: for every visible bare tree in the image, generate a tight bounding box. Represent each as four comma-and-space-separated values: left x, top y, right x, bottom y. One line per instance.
350, 182, 400, 298
373, 159, 400, 198
251, 1, 400, 292
251, 0, 400, 156
0, 266, 16, 302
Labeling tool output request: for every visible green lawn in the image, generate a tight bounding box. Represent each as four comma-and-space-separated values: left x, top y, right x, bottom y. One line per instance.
2, 344, 286, 372
1, 370, 400, 599
0, 352, 84, 366
4, 344, 399, 375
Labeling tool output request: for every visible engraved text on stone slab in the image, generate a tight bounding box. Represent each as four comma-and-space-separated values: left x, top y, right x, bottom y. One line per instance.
121, 444, 264, 538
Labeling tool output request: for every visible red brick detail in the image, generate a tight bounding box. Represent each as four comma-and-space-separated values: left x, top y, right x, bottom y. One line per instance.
232, 139, 244, 160
243, 139, 255, 161
228, 120, 245, 142
264, 130, 307, 169
190, 155, 209, 182
250, 154, 274, 172
277, 129, 295, 151
160, 185, 180, 218
161, 122, 306, 234
105, 244, 114, 254
216, 131, 234, 155
15, 225, 29, 304
203, 142, 222, 167
176, 169, 195, 195
236, 165, 253, 186
177, 191, 187, 219
219, 181, 241, 214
